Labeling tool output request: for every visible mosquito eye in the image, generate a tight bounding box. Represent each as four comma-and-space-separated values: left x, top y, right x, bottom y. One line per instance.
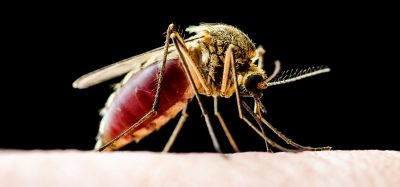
244, 74, 263, 92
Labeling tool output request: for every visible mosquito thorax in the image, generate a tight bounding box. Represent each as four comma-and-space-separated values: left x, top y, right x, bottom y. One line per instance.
186, 23, 258, 98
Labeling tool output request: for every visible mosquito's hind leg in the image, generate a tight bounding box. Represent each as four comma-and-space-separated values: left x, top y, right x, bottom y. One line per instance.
162, 106, 189, 153
213, 97, 240, 152
96, 24, 176, 152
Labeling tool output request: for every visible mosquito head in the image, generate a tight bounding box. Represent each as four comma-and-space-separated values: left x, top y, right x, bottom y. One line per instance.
243, 73, 267, 99
242, 60, 281, 99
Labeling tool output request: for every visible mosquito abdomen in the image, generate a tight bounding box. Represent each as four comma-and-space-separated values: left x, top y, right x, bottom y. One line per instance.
97, 59, 194, 151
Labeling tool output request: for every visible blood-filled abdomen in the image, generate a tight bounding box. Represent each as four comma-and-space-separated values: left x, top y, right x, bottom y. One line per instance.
96, 59, 194, 151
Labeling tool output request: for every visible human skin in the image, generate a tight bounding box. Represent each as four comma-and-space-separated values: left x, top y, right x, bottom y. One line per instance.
0, 150, 399, 187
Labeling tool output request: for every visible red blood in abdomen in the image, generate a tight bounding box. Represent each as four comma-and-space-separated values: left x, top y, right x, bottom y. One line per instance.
100, 59, 193, 143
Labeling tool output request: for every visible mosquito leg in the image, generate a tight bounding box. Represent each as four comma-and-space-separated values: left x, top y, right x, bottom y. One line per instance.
225, 44, 268, 152
251, 46, 271, 151
97, 24, 176, 152
162, 106, 189, 153
253, 50, 280, 151
171, 31, 222, 153
260, 117, 332, 151
256, 51, 330, 151
225, 44, 298, 152
241, 101, 300, 152
216, 46, 239, 152
213, 97, 240, 152
220, 43, 232, 96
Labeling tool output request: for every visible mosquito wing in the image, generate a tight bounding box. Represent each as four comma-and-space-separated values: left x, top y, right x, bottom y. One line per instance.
72, 46, 168, 89
72, 35, 203, 89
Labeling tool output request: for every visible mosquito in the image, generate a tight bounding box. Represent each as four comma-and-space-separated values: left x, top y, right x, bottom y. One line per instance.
73, 23, 331, 152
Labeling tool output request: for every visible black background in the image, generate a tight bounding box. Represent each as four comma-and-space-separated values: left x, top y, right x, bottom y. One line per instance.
2, 3, 398, 152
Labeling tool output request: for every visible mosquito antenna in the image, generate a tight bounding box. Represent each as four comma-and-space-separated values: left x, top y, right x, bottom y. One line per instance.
267, 66, 330, 86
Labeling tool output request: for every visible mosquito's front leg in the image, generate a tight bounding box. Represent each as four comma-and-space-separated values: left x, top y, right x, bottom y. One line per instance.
170, 25, 222, 153
253, 100, 271, 152
260, 117, 332, 151
250, 46, 271, 151
220, 44, 232, 96
240, 101, 300, 152
222, 44, 269, 151
96, 24, 176, 152
224, 44, 299, 152
253, 48, 330, 151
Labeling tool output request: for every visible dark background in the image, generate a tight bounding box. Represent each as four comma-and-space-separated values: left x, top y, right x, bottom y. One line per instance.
2, 3, 398, 152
